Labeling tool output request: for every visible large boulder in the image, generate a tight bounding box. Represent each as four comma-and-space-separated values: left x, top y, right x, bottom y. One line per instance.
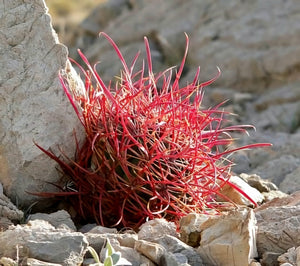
75, 0, 300, 92
0, 0, 83, 208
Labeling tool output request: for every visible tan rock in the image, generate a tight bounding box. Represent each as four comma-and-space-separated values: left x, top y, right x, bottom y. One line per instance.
0, 0, 84, 208
197, 208, 257, 266
134, 240, 165, 265
219, 175, 264, 206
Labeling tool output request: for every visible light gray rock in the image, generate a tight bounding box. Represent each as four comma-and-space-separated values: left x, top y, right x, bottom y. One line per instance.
0, 0, 83, 208
138, 218, 178, 242
80, 0, 300, 91
255, 206, 300, 257
279, 166, 300, 194
196, 208, 257, 266
278, 246, 300, 266
134, 240, 166, 265
239, 173, 278, 193
0, 193, 23, 222
27, 210, 76, 231
251, 155, 300, 187
156, 235, 204, 266
26, 258, 62, 266
87, 225, 118, 235
0, 220, 88, 265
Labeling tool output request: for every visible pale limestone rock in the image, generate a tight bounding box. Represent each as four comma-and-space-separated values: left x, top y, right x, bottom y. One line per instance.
134, 240, 166, 265
138, 218, 178, 242
0, 220, 88, 265
155, 235, 204, 266
255, 206, 300, 256
179, 213, 210, 247
219, 175, 264, 206
0, 0, 84, 208
27, 210, 76, 231
196, 208, 257, 266
278, 246, 300, 266
0, 193, 23, 222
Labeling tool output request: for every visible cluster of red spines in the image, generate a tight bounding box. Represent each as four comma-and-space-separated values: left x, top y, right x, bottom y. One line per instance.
36, 33, 271, 229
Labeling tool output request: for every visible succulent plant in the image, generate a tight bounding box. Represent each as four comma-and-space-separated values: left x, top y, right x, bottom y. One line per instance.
36, 33, 271, 229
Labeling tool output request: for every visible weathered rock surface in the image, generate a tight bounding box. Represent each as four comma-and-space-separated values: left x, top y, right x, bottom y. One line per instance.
0, 220, 88, 265
27, 209, 76, 231
278, 246, 300, 266
219, 175, 264, 206
180, 208, 257, 266
0, 0, 83, 208
74, 0, 300, 92
255, 206, 300, 258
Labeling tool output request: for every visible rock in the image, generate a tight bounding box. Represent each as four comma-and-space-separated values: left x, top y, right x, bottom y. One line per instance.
87, 225, 118, 235
180, 209, 257, 266
249, 102, 300, 133
0, 220, 88, 265
79, 0, 300, 91
26, 258, 62, 266
278, 246, 300, 266
0, 193, 23, 222
0, 0, 83, 208
256, 191, 300, 211
218, 175, 264, 206
155, 235, 204, 266
239, 173, 278, 193
251, 155, 300, 187
0, 217, 13, 232
260, 251, 281, 266
262, 190, 288, 203
138, 218, 178, 242
179, 213, 210, 247
279, 166, 300, 194
255, 206, 300, 257
196, 208, 257, 266
134, 240, 166, 265
78, 223, 97, 233
27, 210, 76, 231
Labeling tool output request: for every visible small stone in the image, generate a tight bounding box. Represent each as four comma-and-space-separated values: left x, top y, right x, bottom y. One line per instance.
156, 235, 203, 266
134, 240, 165, 265
239, 173, 278, 193
179, 213, 209, 247
26, 258, 62, 266
260, 251, 281, 266
28, 210, 76, 231
218, 175, 264, 206
138, 218, 178, 242
87, 225, 118, 234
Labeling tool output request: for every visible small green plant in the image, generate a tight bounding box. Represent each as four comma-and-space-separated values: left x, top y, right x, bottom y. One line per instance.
87, 238, 132, 266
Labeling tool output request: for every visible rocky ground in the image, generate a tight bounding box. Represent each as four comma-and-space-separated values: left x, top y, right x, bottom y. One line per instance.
0, 0, 300, 265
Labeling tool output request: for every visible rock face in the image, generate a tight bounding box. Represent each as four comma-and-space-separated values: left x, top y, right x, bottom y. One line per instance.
180, 209, 257, 266
0, 220, 88, 265
255, 206, 300, 257
0, 0, 83, 208
73, 0, 300, 92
